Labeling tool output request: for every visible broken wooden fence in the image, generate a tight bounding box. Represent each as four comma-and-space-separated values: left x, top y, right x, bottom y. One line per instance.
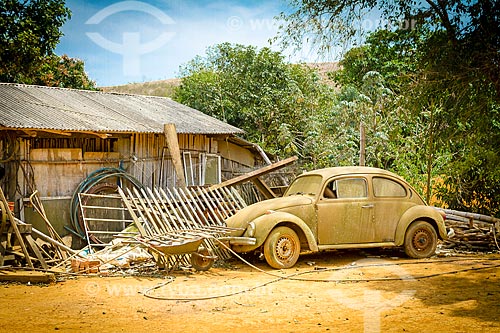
80, 185, 248, 268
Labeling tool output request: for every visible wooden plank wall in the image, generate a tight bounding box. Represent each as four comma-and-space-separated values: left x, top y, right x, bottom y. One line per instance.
126, 133, 219, 189
15, 133, 258, 198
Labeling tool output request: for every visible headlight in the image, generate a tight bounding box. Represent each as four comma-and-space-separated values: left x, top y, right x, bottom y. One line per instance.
244, 221, 256, 237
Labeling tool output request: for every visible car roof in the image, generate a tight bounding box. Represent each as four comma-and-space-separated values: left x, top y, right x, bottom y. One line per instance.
299, 166, 407, 183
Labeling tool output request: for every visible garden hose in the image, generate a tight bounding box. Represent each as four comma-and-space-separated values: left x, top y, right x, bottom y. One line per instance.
69, 167, 144, 238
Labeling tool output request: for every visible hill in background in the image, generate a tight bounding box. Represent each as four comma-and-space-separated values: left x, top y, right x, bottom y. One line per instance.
100, 62, 338, 97
101, 78, 181, 98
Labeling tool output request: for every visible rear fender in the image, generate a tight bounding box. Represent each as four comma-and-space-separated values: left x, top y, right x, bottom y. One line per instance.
394, 206, 447, 245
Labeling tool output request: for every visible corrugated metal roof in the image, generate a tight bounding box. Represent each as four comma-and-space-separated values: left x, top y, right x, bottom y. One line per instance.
0, 83, 244, 135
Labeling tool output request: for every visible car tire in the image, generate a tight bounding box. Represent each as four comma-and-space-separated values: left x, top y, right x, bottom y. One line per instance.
263, 226, 300, 269
404, 221, 437, 258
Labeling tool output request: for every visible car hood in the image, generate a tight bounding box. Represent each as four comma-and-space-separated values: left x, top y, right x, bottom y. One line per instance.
226, 195, 314, 234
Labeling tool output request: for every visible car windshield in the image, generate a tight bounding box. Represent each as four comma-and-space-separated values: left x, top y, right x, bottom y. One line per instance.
284, 175, 322, 196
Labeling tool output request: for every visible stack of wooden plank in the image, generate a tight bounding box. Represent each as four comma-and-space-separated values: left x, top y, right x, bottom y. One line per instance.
436, 208, 500, 252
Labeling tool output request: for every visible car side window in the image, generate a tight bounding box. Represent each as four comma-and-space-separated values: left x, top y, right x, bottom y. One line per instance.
373, 177, 407, 197
336, 178, 368, 198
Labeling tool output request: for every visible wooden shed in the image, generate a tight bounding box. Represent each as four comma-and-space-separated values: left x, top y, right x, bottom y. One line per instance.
0, 83, 267, 238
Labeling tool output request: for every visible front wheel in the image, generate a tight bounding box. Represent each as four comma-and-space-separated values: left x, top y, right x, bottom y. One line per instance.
404, 221, 437, 258
263, 226, 300, 269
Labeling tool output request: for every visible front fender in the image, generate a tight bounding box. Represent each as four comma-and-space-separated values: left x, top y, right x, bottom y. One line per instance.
232, 211, 318, 253
394, 206, 447, 245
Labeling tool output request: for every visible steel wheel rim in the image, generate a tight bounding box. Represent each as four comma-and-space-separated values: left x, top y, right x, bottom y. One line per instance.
275, 236, 296, 262
412, 229, 431, 251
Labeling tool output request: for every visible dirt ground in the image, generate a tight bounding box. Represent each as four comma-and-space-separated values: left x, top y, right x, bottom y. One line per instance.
1, 249, 500, 333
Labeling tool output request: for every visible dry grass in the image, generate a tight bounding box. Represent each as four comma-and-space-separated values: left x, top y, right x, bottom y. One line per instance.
100, 78, 181, 98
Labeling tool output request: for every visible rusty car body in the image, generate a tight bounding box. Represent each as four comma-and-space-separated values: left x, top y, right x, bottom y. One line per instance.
225, 166, 447, 269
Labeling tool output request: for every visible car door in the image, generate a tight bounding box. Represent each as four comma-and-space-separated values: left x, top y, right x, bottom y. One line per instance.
371, 176, 414, 242
316, 176, 374, 245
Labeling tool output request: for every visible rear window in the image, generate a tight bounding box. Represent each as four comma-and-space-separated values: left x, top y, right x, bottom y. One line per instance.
373, 177, 407, 197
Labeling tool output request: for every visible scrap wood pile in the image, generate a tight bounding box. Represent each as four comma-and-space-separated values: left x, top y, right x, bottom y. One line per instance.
109, 185, 247, 271
437, 208, 500, 252
77, 158, 298, 273
0, 187, 80, 282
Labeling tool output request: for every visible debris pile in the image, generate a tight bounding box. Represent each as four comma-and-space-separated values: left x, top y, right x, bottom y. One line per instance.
0, 187, 77, 270
438, 208, 500, 252
0, 184, 248, 278
1, 158, 297, 281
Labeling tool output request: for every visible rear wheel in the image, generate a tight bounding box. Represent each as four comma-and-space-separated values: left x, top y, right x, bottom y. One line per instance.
404, 221, 437, 258
263, 226, 300, 269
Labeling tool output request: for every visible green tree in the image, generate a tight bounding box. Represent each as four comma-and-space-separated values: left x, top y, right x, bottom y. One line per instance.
0, 0, 95, 89
332, 28, 426, 93
175, 43, 335, 157
0, 0, 70, 82
34, 54, 96, 90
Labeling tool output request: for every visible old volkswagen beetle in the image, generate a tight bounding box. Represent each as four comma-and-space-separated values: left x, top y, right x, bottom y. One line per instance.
225, 166, 447, 269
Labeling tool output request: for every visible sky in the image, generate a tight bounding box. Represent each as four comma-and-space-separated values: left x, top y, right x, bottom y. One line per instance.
56, 0, 318, 87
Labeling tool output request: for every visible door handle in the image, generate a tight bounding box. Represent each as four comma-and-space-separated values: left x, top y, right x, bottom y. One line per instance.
362, 204, 374, 208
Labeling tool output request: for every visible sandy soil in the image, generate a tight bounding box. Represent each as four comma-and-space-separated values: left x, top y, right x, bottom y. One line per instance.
1, 249, 500, 333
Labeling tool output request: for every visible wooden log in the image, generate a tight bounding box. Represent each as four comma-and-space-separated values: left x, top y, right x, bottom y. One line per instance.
445, 215, 492, 228
251, 177, 277, 199
208, 156, 298, 191
23, 234, 48, 269
164, 124, 186, 188
29, 190, 67, 260
15, 218, 78, 256
0, 270, 56, 284
437, 208, 500, 224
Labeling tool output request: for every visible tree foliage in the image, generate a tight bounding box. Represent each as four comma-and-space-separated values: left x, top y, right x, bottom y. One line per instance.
0, 0, 95, 89
174, 43, 334, 157
278, 0, 500, 215
34, 54, 96, 90
278, 0, 500, 99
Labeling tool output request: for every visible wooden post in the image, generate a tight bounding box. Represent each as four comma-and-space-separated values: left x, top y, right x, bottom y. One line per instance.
163, 124, 186, 188
359, 122, 366, 167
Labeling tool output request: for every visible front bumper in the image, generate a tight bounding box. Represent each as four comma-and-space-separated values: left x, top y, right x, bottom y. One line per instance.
218, 236, 256, 246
